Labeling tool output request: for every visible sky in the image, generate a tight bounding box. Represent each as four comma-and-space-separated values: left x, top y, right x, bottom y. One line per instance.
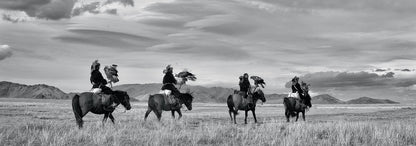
0, 0, 415, 102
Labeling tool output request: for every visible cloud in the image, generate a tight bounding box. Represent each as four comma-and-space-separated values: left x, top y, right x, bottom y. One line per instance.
0, 44, 13, 60
71, 0, 131, 17
270, 0, 416, 13
105, 9, 117, 15
72, 2, 100, 16
286, 71, 416, 89
146, 42, 251, 61
104, 0, 134, 7
0, 0, 76, 20
53, 28, 160, 49
0, 0, 133, 20
0, 0, 50, 10
2, 14, 25, 23
381, 72, 395, 78
375, 68, 387, 72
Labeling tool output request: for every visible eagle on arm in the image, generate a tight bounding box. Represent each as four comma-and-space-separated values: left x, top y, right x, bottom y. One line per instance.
250, 76, 266, 88
104, 64, 119, 87
175, 70, 197, 89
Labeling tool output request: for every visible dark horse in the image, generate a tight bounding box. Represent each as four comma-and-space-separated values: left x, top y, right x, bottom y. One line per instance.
144, 93, 194, 121
72, 90, 132, 128
227, 89, 266, 124
283, 97, 308, 122
284, 82, 311, 122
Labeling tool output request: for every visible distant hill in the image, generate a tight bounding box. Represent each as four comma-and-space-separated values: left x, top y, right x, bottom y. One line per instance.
312, 94, 345, 104
0, 81, 68, 99
310, 94, 399, 104
113, 83, 234, 103
346, 97, 399, 104
265, 93, 287, 104
0, 81, 400, 104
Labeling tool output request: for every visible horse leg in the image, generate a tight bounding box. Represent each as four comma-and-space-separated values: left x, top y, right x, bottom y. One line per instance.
244, 110, 248, 124
302, 111, 306, 121
233, 110, 237, 124
285, 110, 290, 122
109, 113, 115, 124
252, 109, 258, 123
177, 110, 183, 120
144, 108, 152, 121
102, 113, 109, 126
229, 109, 233, 122
295, 112, 299, 122
171, 110, 175, 119
155, 109, 162, 121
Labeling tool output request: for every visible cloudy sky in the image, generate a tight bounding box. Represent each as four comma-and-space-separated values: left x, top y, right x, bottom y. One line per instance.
0, 0, 415, 102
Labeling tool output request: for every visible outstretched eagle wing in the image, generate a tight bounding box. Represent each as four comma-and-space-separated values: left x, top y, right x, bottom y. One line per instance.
250, 76, 266, 88
176, 70, 197, 82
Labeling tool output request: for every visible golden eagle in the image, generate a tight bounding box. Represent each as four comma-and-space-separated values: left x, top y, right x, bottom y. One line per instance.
250, 76, 265, 88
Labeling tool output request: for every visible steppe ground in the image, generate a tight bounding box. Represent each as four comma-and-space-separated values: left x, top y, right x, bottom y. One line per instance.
1, 98, 416, 146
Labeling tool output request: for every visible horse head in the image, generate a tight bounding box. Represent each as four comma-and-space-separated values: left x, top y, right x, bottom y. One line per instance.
300, 82, 312, 107
301, 82, 310, 93
113, 90, 132, 110
253, 88, 266, 103
180, 92, 194, 110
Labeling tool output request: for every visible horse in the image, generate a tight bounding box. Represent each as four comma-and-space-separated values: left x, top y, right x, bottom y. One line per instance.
72, 90, 132, 128
283, 82, 312, 122
227, 88, 266, 124
283, 97, 308, 122
144, 93, 194, 121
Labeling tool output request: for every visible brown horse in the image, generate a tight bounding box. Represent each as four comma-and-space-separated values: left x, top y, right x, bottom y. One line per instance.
227, 89, 266, 124
144, 93, 194, 121
72, 90, 131, 128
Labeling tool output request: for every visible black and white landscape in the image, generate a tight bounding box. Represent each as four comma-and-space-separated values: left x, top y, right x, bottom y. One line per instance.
0, 0, 416, 145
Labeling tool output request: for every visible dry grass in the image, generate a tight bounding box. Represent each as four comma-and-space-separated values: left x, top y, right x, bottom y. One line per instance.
1, 98, 416, 146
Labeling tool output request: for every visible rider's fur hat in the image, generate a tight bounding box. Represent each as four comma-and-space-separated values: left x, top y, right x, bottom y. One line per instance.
91, 60, 100, 72
243, 73, 249, 78
292, 76, 299, 82
163, 65, 173, 74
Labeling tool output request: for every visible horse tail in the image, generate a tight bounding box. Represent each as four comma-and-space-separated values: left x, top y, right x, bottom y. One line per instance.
227, 95, 238, 115
72, 94, 83, 125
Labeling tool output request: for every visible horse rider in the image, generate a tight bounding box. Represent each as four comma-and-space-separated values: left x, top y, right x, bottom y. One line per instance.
239, 73, 251, 98
90, 60, 117, 110
290, 76, 303, 99
161, 65, 181, 108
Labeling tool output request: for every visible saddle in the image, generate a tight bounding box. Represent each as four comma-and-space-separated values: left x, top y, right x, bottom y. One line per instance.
236, 91, 253, 105
92, 92, 118, 111
90, 88, 102, 94
160, 90, 180, 108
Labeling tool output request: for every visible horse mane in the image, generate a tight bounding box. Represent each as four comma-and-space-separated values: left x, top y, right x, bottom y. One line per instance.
179, 93, 194, 100
251, 89, 265, 103
111, 90, 128, 100
253, 89, 264, 97
112, 90, 126, 95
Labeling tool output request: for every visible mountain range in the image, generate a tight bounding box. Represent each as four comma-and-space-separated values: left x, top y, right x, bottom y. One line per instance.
0, 81, 399, 104
0, 81, 68, 99
311, 94, 399, 104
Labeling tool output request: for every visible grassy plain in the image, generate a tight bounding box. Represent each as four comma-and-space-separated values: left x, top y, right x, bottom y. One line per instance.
0, 98, 416, 146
